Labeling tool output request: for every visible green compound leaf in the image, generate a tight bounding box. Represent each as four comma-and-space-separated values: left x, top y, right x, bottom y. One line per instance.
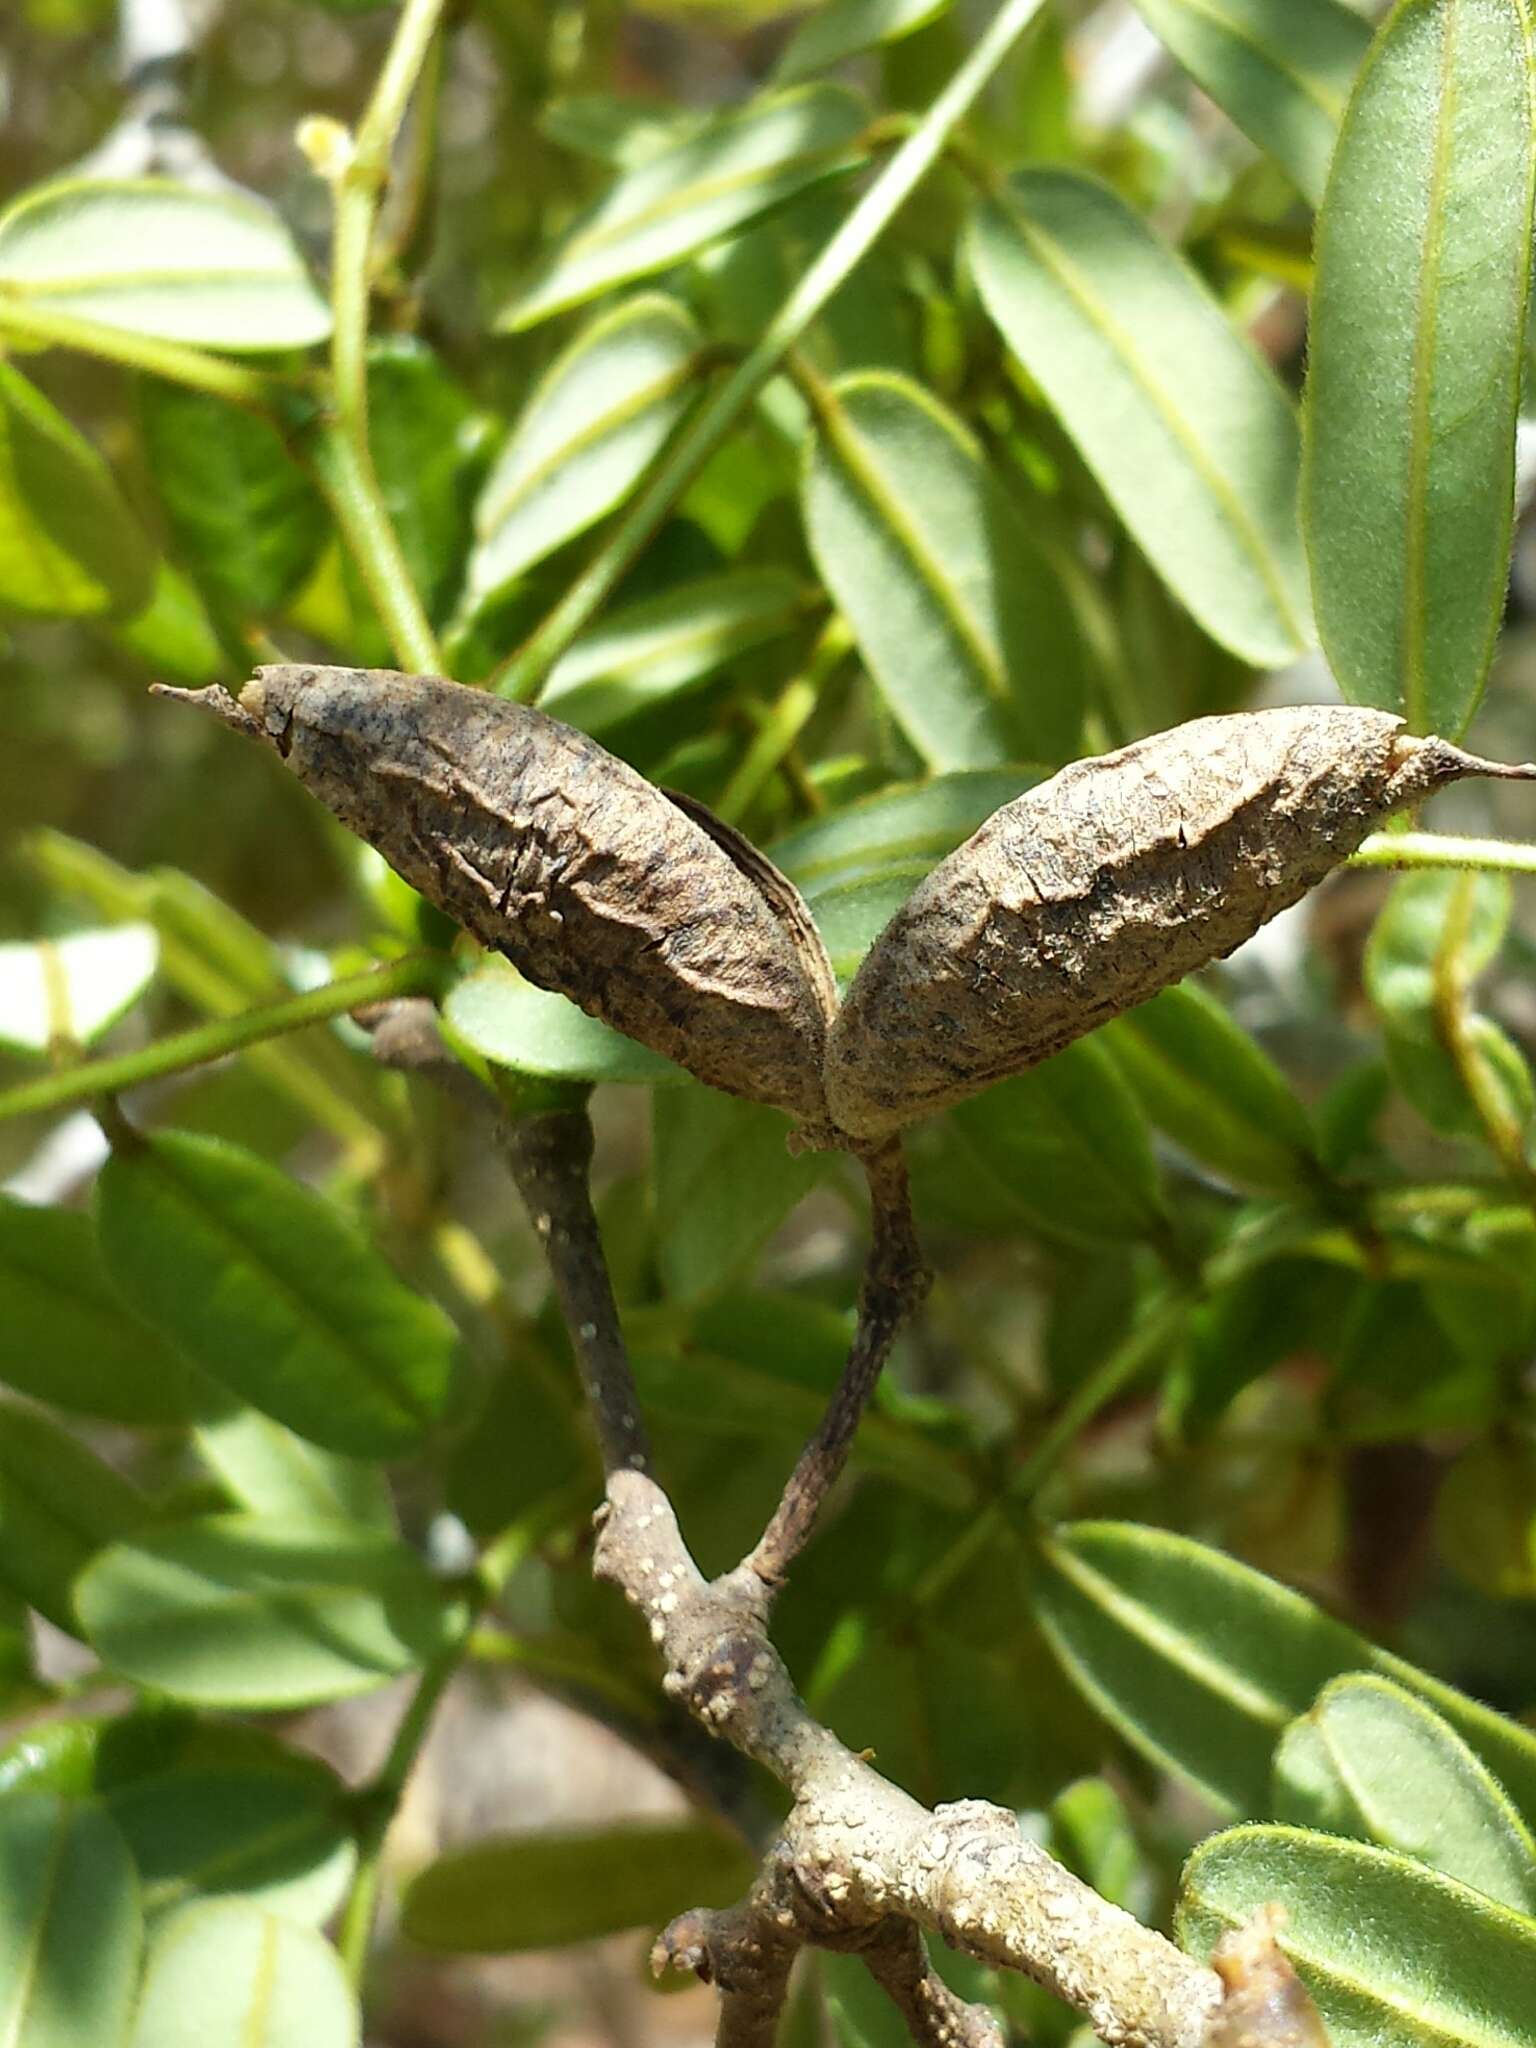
500, 85, 868, 331
96, 1131, 460, 1460
968, 168, 1313, 668
0, 179, 331, 351
129, 1900, 357, 2048
1303, 0, 1536, 736
1178, 1825, 1536, 2048
1128, 0, 1370, 205
0, 1795, 141, 2048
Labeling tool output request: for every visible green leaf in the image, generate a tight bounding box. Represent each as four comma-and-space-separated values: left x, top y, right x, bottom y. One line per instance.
0, 1401, 147, 1631
0, 179, 331, 350
947, 1041, 1166, 1247
0, 1796, 141, 2048
469, 296, 702, 606
193, 1408, 395, 1530
402, 1820, 755, 1952
138, 382, 324, 621
778, 0, 957, 83
362, 339, 482, 626
0, 362, 155, 618
967, 169, 1312, 667
76, 1514, 455, 1708
1164, 1254, 1355, 1439
1033, 1521, 1536, 1825
1099, 982, 1319, 1195
96, 1131, 460, 1460
0, 1197, 208, 1424
500, 85, 868, 330
1178, 1825, 1536, 2048
540, 568, 810, 733
112, 562, 227, 686
0, 924, 157, 1055
1436, 1432, 1536, 1598
130, 1900, 357, 2048
801, 370, 1083, 767
444, 961, 685, 1086
1274, 1673, 1536, 1912
652, 1087, 825, 1302
1127, 0, 1370, 205
1303, 0, 1536, 735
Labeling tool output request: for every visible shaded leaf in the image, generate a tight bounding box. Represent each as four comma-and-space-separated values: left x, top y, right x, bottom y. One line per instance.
778, 0, 957, 83
361, 338, 482, 624
0, 924, 157, 1055
1178, 1825, 1536, 2048
1436, 1432, 1536, 1599
1303, 0, 1536, 734
96, 1131, 460, 1460
1273, 1673, 1536, 1912
968, 169, 1312, 666
76, 1513, 455, 1708
802, 370, 1083, 767
0, 179, 331, 349
112, 562, 226, 686
652, 1086, 825, 1302
130, 1899, 357, 2048
1128, 0, 1369, 205
0, 1401, 147, 1631
0, 1795, 141, 2048
470, 295, 701, 606
501, 85, 868, 330
402, 1821, 755, 1952
0, 362, 154, 619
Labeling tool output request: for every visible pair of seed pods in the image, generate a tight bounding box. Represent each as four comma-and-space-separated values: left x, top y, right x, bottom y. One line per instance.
163, 667, 1535, 1154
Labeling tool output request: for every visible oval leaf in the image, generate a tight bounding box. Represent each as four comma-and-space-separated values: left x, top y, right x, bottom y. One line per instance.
0, 924, 157, 1056
1128, 0, 1370, 205
0, 179, 331, 350
402, 1820, 755, 1953
1178, 1824, 1536, 2048
193, 1408, 395, 1530
0, 1795, 141, 2048
470, 296, 700, 606
443, 962, 685, 1086
0, 363, 155, 619
1274, 1673, 1536, 1912
501, 85, 868, 330
1303, 0, 1536, 734
0, 1402, 147, 1631
96, 1130, 459, 1459
130, 1900, 357, 2048
1033, 1521, 1536, 1824
968, 169, 1313, 667
802, 370, 1083, 767
76, 1514, 455, 1708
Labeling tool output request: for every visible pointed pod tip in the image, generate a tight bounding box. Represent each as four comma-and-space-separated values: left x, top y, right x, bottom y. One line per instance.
148, 681, 266, 743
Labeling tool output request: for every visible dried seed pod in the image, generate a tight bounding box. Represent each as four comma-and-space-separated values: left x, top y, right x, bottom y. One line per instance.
157, 668, 837, 1133
825, 706, 1536, 1144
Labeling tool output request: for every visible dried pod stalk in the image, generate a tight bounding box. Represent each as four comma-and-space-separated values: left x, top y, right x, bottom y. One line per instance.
825, 707, 1536, 1144
1207, 1908, 1329, 2048
158, 668, 837, 1134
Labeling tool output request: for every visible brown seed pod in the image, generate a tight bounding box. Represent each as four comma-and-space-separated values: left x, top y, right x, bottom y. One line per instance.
824, 706, 1536, 1144
156, 667, 837, 1133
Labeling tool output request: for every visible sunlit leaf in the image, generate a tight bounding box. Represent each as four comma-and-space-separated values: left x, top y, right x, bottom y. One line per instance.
0, 1796, 141, 2048
443, 962, 685, 1085
0, 924, 157, 1055
130, 1900, 357, 2048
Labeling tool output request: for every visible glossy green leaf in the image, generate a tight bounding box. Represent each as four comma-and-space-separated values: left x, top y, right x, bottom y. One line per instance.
1033, 1521, 1536, 1824
139, 382, 324, 621
652, 1087, 824, 1302
0, 1197, 207, 1424
0, 923, 157, 1055
1100, 981, 1319, 1194
801, 371, 1083, 767
362, 339, 482, 625
76, 1514, 455, 1708
0, 179, 331, 349
968, 169, 1313, 667
1128, 0, 1370, 204
778, 0, 957, 83
470, 296, 701, 605
444, 961, 684, 1085
540, 568, 809, 733
501, 85, 867, 330
0, 1796, 141, 2048
130, 1900, 357, 2048
1303, 0, 1536, 734
1178, 1825, 1536, 2048
1274, 1674, 1536, 1911
96, 1130, 460, 1459
948, 1041, 1166, 1247
193, 1408, 395, 1530
0, 1402, 147, 1630
0, 362, 155, 619
402, 1820, 755, 1952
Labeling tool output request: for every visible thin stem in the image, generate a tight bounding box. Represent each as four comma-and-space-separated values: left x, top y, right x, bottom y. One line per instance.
309, 418, 442, 673
1350, 829, 1536, 877
0, 955, 448, 1124
0, 297, 277, 407
716, 618, 852, 825
745, 1142, 928, 1586
1430, 877, 1536, 1201
497, 0, 1051, 699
